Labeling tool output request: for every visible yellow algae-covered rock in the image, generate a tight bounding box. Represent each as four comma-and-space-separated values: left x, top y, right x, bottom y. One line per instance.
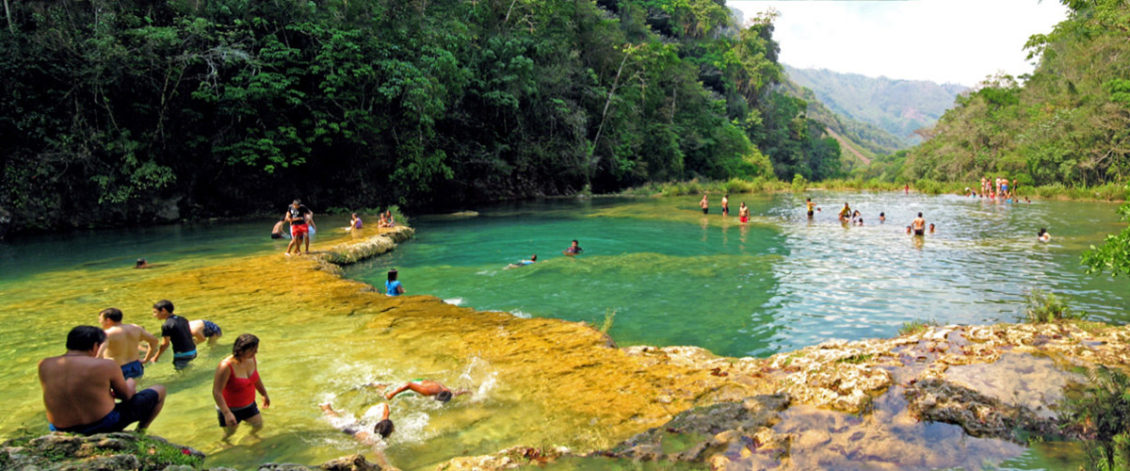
319, 226, 415, 265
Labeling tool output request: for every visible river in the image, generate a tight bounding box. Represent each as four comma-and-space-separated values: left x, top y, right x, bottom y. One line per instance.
0, 191, 1124, 470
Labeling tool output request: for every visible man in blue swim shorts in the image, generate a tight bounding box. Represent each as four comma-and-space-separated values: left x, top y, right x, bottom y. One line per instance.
98, 308, 160, 380
190, 319, 223, 346
152, 300, 197, 370
39, 326, 166, 434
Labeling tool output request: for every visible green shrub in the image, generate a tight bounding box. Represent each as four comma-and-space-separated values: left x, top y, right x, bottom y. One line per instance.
724, 178, 753, 195
1021, 289, 1084, 323
1064, 366, 1130, 470
791, 173, 808, 192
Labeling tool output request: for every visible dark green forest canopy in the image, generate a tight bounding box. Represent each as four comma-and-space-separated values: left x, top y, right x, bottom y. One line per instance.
0, 0, 843, 234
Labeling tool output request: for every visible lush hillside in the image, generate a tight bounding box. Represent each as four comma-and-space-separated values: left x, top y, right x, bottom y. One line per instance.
0, 0, 845, 234
895, 0, 1130, 187
778, 79, 904, 168
784, 65, 966, 145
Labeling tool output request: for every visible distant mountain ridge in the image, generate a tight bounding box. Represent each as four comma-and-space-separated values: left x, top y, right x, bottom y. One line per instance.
784, 65, 967, 146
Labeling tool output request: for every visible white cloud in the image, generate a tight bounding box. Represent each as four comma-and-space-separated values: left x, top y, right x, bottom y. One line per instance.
729, 0, 1070, 86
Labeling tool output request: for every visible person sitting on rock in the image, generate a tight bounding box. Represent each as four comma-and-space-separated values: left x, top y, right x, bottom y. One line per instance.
38, 326, 167, 434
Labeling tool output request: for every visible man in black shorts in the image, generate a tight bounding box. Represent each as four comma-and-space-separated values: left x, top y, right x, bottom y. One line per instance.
151, 299, 197, 369
38, 326, 166, 434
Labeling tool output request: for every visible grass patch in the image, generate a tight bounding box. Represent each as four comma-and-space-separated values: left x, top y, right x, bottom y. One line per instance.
898, 319, 938, 336
837, 353, 874, 364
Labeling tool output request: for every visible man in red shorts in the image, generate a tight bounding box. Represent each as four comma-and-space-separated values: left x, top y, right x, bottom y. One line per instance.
284, 199, 313, 256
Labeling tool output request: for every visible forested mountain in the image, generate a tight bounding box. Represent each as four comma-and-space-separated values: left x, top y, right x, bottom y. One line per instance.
784, 65, 966, 146
0, 0, 843, 234
778, 79, 904, 167
895, 0, 1130, 186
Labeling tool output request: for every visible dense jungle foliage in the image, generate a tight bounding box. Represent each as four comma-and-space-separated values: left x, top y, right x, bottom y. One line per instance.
0, 0, 843, 234
868, 0, 1130, 187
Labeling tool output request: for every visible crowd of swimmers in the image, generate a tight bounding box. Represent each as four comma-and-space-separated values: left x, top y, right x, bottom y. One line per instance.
39, 298, 469, 452
697, 191, 1051, 242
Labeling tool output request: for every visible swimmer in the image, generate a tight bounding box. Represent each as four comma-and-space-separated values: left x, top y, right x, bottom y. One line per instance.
721, 194, 729, 216
270, 220, 288, 239
1038, 228, 1051, 242
738, 202, 749, 223
98, 308, 159, 380
506, 254, 537, 269
906, 225, 912, 235
805, 198, 814, 219
911, 212, 926, 236
189, 319, 223, 346
929, 223, 936, 234
385, 269, 405, 296
699, 193, 709, 215
374, 380, 469, 402
851, 210, 861, 224
320, 402, 395, 442
134, 258, 151, 269
879, 212, 886, 223
563, 239, 583, 256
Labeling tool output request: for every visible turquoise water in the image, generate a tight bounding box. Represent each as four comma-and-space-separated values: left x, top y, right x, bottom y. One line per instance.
347, 192, 1130, 357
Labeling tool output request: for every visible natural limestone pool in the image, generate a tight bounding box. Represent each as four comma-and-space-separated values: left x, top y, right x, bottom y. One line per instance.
0, 192, 1125, 470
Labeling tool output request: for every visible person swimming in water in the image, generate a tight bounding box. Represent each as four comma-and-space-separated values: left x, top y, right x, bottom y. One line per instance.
373, 380, 469, 402
385, 269, 405, 296
563, 240, 583, 256
320, 402, 394, 442
911, 212, 926, 236
135, 258, 151, 269
929, 223, 936, 234
1038, 228, 1051, 242
879, 212, 886, 223
506, 254, 537, 269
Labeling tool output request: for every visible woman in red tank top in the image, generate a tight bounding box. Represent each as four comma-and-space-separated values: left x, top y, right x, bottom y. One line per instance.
212, 333, 270, 439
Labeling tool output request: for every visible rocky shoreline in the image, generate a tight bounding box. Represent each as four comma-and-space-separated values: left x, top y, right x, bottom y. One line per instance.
11, 320, 1124, 470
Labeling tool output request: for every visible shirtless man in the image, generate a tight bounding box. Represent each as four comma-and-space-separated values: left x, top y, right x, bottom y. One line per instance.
320, 402, 395, 442
98, 308, 159, 380
38, 326, 166, 434
374, 380, 468, 403
721, 194, 729, 216
911, 212, 927, 236
189, 319, 224, 346
699, 193, 709, 215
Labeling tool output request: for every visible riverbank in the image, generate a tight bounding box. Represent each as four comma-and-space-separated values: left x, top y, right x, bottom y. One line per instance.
619, 177, 1129, 202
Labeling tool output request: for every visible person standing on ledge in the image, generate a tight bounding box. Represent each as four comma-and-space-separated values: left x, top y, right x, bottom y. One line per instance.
386, 269, 405, 296
39, 326, 166, 434
98, 308, 159, 380
284, 199, 313, 256
213, 334, 270, 441
151, 299, 196, 370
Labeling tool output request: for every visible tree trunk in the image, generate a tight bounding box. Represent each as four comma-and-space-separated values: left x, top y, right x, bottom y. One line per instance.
3, 0, 13, 34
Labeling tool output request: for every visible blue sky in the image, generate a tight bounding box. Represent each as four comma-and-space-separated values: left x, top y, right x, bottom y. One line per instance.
729, 0, 1070, 86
